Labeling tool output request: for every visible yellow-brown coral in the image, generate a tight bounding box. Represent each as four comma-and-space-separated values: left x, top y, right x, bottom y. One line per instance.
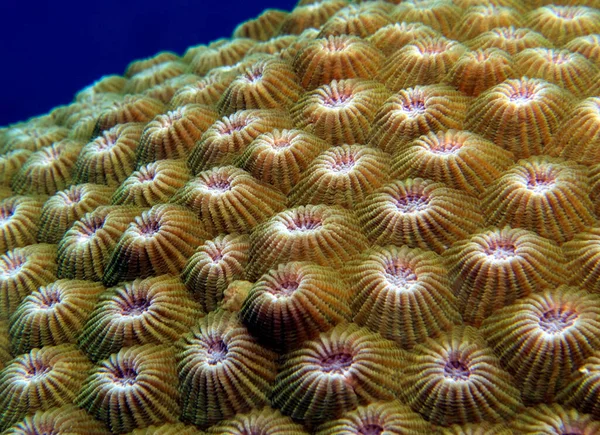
102, 204, 209, 286
356, 178, 484, 254
391, 130, 514, 197
444, 226, 567, 326
78, 275, 200, 362
400, 326, 522, 425
241, 261, 351, 351
77, 345, 180, 433
176, 310, 277, 427
181, 233, 249, 312
368, 85, 471, 154
172, 165, 286, 235
9, 279, 104, 354
481, 286, 600, 403
289, 144, 391, 209
272, 323, 403, 425
347, 245, 460, 348
482, 156, 595, 243
247, 204, 368, 280
0, 344, 92, 430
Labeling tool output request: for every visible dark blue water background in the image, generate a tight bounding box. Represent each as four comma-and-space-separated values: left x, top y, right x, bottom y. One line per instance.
1, 0, 298, 126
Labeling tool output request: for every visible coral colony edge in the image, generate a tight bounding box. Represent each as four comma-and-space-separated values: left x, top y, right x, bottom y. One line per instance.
2, 0, 600, 433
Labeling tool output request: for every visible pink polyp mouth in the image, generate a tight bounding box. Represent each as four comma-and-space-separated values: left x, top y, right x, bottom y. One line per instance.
539, 307, 578, 334
320, 352, 353, 373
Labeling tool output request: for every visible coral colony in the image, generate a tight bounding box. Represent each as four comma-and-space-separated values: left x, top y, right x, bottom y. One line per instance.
2, 0, 600, 433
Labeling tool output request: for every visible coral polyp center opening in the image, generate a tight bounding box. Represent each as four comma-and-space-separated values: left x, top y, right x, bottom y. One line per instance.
402, 97, 426, 116
271, 277, 300, 297
539, 307, 578, 334
359, 424, 385, 435
330, 154, 356, 173
64, 189, 82, 205
485, 238, 517, 261
320, 352, 353, 374
509, 83, 539, 104
137, 167, 157, 183
526, 169, 557, 193
218, 118, 250, 135
0, 206, 15, 223
286, 215, 322, 232
431, 140, 462, 155
394, 193, 430, 213
137, 218, 161, 237
552, 6, 585, 20
98, 133, 118, 151
39, 289, 62, 309
0, 255, 25, 278
121, 296, 151, 316
206, 176, 232, 192
322, 92, 353, 108
243, 67, 264, 83
24, 361, 51, 381
444, 356, 471, 381
206, 339, 228, 364
385, 260, 418, 290
112, 364, 138, 387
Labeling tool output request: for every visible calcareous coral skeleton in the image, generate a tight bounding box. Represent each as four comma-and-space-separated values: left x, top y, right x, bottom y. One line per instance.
1, 0, 600, 432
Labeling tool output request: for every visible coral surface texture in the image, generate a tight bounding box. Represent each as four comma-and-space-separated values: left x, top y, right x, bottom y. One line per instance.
2, 0, 600, 433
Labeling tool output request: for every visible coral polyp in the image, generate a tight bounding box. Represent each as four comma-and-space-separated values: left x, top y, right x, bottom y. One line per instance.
400, 326, 522, 426
0, 345, 92, 430
272, 323, 403, 425
172, 165, 286, 235
482, 157, 595, 243
481, 287, 600, 403
314, 400, 431, 435
444, 226, 567, 326
347, 245, 461, 348
176, 310, 278, 427
356, 178, 484, 254
102, 204, 209, 285
9, 279, 105, 354
293, 35, 383, 90
467, 77, 573, 159
4, 0, 600, 430
289, 144, 391, 209
368, 85, 470, 154
241, 261, 351, 351
77, 345, 180, 433
391, 130, 514, 197
247, 204, 368, 280
79, 275, 200, 362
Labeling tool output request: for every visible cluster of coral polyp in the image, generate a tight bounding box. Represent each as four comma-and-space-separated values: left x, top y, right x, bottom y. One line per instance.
2, 0, 600, 433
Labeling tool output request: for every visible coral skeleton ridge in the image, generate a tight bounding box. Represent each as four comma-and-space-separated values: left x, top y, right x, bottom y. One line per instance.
2, 0, 600, 433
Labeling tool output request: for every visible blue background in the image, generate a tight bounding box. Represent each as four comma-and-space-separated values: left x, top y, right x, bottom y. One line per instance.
1, 0, 298, 127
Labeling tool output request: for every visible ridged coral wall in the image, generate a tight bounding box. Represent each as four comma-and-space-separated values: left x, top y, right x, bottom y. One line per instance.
1, 0, 600, 433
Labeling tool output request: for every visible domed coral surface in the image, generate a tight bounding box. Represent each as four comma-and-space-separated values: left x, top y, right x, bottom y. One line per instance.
2, 0, 600, 432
